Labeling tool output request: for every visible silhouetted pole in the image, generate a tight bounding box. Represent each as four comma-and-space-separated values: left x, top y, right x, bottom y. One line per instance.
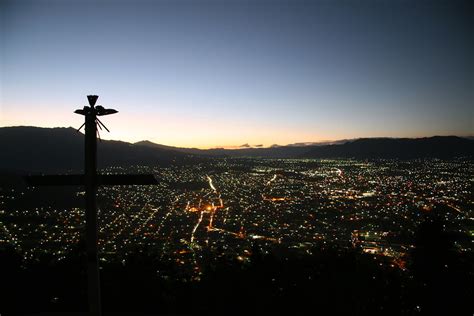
24, 95, 158, 316
84, 95, 101, 316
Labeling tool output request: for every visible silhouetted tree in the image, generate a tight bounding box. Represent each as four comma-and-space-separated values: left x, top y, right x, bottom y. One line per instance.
411, 210, 473, 315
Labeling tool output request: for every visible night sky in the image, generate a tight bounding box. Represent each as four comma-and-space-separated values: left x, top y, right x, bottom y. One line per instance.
1, 0, 472, 148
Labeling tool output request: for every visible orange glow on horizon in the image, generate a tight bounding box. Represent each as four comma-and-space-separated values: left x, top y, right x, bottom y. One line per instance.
2, 102, 470, 149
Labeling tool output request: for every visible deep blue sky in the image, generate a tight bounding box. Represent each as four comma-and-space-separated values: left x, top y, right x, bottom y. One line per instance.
1, 0, 472, 147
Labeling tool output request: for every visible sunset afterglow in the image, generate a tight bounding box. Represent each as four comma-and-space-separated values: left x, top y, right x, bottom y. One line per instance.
1, 0, 472, 148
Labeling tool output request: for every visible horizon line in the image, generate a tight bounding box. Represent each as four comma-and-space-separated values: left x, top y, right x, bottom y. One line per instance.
1, 125, 472, 150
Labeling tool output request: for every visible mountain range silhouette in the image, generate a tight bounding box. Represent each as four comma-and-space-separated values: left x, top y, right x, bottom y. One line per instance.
1, 126, 473, 172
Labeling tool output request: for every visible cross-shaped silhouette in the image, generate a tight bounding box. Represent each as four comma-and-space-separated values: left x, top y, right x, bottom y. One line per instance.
25, 95, 158, 316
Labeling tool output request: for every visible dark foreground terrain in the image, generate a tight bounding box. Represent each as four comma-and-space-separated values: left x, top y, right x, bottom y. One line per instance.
1, 217, 472, 316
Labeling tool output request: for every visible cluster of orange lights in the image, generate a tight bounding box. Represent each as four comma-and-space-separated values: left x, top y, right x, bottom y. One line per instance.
187, 205, 218, 212
187, 200, 224, 213
262, 195, 288, 202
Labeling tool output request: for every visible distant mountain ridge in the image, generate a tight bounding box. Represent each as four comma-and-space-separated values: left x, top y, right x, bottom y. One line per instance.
136, 135, 474, 159
301, 136, 474, 159
1, 126, 473, 172
0, 126, 189, 173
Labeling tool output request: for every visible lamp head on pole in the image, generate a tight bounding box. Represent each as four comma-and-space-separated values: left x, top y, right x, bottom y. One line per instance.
87, 95, 99, 107
74, 95, 118, 135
